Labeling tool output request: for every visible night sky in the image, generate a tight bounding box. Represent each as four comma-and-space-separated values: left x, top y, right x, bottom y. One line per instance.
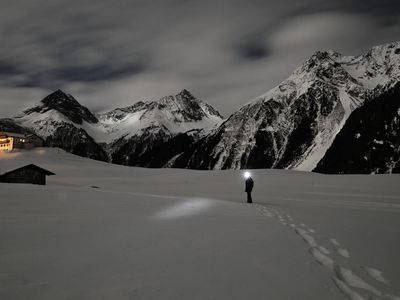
0, 0, 399, 117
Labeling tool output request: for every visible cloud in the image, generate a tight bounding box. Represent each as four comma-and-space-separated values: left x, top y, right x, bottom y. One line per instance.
233, 35, 272, 61
0, 0, 399, 117
271, 13, 367, 49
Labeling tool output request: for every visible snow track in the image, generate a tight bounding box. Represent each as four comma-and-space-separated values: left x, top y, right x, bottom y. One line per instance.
254, 204, 400, 300
1, 148, 399, 299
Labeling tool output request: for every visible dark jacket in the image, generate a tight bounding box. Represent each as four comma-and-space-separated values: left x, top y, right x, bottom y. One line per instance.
245, 177, 254, 193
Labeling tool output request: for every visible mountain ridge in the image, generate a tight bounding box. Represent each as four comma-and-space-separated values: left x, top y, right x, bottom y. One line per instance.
20, 89, 99, 125
2, 41, 399, 173
171, 41, 400, 172
8, 88, 224, 166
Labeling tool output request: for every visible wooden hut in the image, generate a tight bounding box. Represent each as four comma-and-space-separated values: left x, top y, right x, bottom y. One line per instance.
0, 164, 55, 185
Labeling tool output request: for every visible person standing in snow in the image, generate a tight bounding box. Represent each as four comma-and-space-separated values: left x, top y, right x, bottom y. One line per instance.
244, 172, 254, 203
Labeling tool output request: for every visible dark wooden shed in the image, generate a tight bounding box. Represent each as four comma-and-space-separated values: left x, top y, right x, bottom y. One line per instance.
0, 164, 55, 185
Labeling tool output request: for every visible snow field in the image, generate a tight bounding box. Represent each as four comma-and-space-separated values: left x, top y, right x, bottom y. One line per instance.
1, 148, 400, 299
254, 203, 400, 300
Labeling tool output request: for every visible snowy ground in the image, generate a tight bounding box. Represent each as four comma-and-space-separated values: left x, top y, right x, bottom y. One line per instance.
1, 148, 399, 300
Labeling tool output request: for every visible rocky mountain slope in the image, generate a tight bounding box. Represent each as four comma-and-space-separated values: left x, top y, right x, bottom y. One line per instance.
22, 89, 99, 125
172, 41, 400, 172
95, 89, 223, 167
12, 90, 108, 161
3, 41, 399, 173
8, 89, 223, 166
314, 82, 400, 174
0, 118, 33, 134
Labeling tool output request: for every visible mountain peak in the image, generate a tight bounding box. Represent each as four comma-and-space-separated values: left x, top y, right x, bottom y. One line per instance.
158, 89, 196, 105
54, 88, 67, 94
42, 89, 77, 106
100, 89, 223, 129
21, 90, 98, 125
310, 50, 340, 60
302, 50, 342, 71
156, 90, 223, 122
177, 89, 194, 99
173, 41, 400, 171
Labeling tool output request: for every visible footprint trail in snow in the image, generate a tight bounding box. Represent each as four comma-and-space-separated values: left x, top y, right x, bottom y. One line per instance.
363, 267, 390, 285
330, 239, 351, 258
253, 204, 400, 300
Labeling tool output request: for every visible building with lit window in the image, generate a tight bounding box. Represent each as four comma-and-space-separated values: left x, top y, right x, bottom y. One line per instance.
0, 132, 44, 152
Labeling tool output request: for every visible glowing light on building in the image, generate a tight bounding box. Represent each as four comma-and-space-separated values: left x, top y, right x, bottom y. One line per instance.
0, 136, 13, 152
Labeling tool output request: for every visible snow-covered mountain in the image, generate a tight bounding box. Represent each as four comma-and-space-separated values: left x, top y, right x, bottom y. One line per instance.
13, 89, 98, 137
92, 89, 222, 144
12, 90, 108, 161
172, 41, 400, 171
9, 89, 223, 166
21, 89, 99, 125
99, 89, 223, 167
3, 41, 399, 173
314, 82, 400, 174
